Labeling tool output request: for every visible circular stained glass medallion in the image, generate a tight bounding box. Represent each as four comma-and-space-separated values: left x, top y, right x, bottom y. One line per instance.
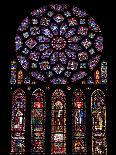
15, 4, 103, 84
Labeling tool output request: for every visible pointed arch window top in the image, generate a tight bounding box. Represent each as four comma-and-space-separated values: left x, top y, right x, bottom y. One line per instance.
91, 89, 105, 110
15, 4, 103, 84
52, 89, 66, 97
91, 89, 105, 97
13, 88, 26, 96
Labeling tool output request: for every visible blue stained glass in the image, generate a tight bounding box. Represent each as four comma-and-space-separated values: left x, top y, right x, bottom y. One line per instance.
31, 71, 45, 81
42, 28, 53, 38
72, 71, 87, 82
32, 18, 38, 25
37, 44, 50, 51
31, 7, 47, 17
36, 36, 50, 43
68, 44, 80, 51
65, 49, 76, 59
17, 56, 29, 70
88, 55, 101, 70
50, 4, 68, 11
80, 19, 86, 25
64, 11, 71, 17
95, 36, 103, 52
47, 11, 54, 17
50, 23, 59, 35
87, 76, 94, 84
68, 35, 81, 43
72, 7, 87, 17
88, 18, 100, 32
65, 28, 76, 38
18, 17, 29, 32
41, 49, 53, 59
50, 52, 58, 64
53, 14, 64, 23
30, 26, 40, 35
15, 35, 22, 50
60, 23, 68, 35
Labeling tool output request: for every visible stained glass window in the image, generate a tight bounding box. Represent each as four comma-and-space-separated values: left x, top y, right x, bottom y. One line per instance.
91, 89, 107, 154
94, 70, 100, 84
17, 70, 24, 84
101, 61, 107, 84
10, 61, 17, 85
15, 4, 103, 84
10, 89, 26, 154
31, 88, 46, 154
51, 89, 66, 154
72, 89, 87, 154
8, 3, 111, 155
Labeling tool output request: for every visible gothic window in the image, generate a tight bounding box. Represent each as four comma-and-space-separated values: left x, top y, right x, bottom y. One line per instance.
8, 3, 110, 155
51, 89, 66, 154
72, 89, 87, 154
31, 88, 46, 154
91, 89, 107, 154
17, 70, 24, 84
10, 89, 26, 154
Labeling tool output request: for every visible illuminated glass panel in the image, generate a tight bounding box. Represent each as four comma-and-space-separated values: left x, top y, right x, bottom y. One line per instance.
94, 70, 100, 84
15, 4, 103, 84
51, 89, 66, 154
91, 89, 107, 154
72, 89, 87, 154
17, 70, 24, 84
10, 89, 26, 154
24, 75, 30, 84
31, 88, 46, 154
101, 61, 107, 84
10, 61, 17, 84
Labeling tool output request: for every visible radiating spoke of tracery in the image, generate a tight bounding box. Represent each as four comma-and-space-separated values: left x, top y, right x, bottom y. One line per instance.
31, 88, 46, 154
91, 89, 107, 154
72, 89, 87, 154
51, 89, 66, 154
10, 89, 26, 154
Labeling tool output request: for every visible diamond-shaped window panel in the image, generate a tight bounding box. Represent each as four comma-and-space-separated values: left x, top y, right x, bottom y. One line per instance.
53, 64, 65, 74
25, 38, 37, 49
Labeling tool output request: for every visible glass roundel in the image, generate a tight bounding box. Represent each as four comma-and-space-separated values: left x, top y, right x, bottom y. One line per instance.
15, 4, 103, 84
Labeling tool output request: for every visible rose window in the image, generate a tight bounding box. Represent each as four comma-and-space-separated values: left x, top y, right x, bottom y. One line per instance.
15, 4, 103, 84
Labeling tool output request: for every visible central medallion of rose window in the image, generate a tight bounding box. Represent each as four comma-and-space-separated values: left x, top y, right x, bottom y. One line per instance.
52, 37, 66, 50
